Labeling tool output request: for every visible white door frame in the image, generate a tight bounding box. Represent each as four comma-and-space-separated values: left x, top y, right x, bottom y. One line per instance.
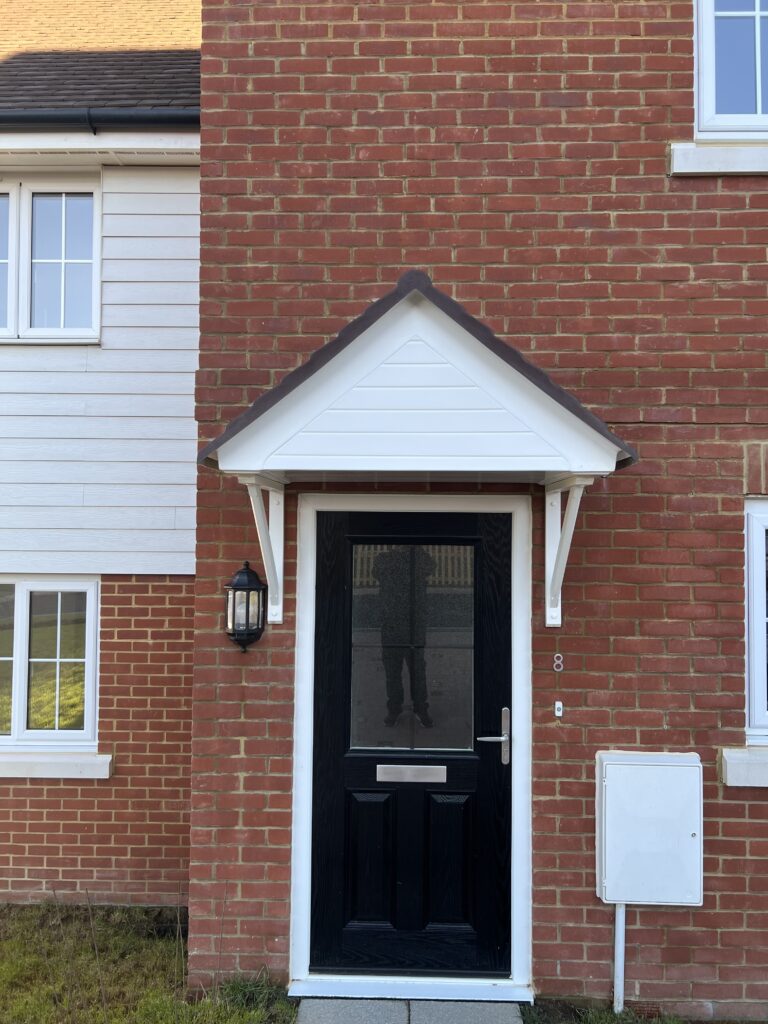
288, 492, 533, 1002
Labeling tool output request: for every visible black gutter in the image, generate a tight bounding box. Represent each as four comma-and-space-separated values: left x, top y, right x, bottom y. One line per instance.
0, 107, 200, 132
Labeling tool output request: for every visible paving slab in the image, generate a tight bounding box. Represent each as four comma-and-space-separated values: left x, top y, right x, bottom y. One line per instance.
298, 999, 522, 1024
410, 1000, 522, 1024
298, 998, 409, 1024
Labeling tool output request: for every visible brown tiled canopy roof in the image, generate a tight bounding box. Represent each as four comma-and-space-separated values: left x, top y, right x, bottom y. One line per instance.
0, 0, 199, 113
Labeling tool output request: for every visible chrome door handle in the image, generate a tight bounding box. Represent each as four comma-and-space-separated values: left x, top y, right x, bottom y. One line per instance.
476, 707, 510, 765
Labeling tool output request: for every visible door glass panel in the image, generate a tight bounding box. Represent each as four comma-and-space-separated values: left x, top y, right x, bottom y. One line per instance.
350, 543, 474, 750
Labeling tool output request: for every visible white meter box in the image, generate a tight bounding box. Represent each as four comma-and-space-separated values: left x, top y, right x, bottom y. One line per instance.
596, 751, 703, 906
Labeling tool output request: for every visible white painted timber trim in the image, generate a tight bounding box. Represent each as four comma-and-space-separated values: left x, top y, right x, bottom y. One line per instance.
288, 977, 534, 1003
239, 475, 285, 624
544, 475, 593, 627
721, 747, 768, 788
0, 132, 200, 166
0, 752, 112, 779
289, 493, 533, 994
670, 143, 768, 176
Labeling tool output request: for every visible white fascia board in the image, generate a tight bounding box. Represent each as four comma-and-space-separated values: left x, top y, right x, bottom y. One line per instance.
670, 142, 768, 176
215, 295, 623, 479
0, 132, 200, 167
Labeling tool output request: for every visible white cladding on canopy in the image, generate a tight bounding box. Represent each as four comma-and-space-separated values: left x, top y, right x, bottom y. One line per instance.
213, 293, 624, 482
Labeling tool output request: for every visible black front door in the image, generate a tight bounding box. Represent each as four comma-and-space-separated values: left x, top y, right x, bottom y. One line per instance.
310, 511, 512, 976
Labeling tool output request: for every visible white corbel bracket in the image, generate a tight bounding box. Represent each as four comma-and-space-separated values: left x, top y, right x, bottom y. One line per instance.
238, 474, 285, 624
544, 474, 594, 627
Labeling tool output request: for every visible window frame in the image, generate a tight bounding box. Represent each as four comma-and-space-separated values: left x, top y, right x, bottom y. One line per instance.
0, 577, 99, 752
746, 501, 768, 741
0, 176, 100, 344
697, 0, 768, 138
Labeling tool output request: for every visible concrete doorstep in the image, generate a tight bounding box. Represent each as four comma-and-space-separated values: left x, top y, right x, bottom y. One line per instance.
297, 998, 523, 1024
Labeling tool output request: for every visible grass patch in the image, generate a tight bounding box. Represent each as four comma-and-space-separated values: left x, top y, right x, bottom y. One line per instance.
0, 903, 296, 1024
522, 1001, 684, 1024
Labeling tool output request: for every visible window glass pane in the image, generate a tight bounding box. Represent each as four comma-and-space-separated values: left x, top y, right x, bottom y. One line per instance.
27, 662, 56, 730
0, 263, 7, 330
29, 592, 58, 659
350, 543, 474, 751
0, 584, 13, 659
64, 195, 93, 260
716, 0, 754, 9
762, 0, 768, 10
0, 195, 8, 261
31, 263, 62, 328
716, 18, 757, 113
59, 592, 86, 659
63, 263, 92, 328
0, 661, 11, 735
58, 663, 85, 730
761, 19, 768, 111
32, 194, 62, 260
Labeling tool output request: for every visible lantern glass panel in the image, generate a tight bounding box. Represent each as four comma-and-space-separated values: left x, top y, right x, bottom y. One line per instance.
248, 590, 262, 629
226, 591, 234, 633
234, 591, 247, 629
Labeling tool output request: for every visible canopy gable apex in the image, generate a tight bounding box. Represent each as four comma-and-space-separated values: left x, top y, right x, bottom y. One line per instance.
199, 271, 637, 479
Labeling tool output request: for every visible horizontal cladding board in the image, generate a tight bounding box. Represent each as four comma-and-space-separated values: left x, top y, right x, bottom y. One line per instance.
0, 506, 183, 529
0, 372, 193, 394
103, 214, 199, 238
102, 282, 199, 306
101, 305, 198, 328
0, 394, 193, 417
0, 349, 196, 373
330, 388, 502, 411
358, 365, 470, 387
0, 461, 195, 484
102, 260, 199, 283
0, 551, 195, 574
0, 438, 194, 462
102, 168, 199, 194
102, 237, 198, 259
0, 484, 194, 508
102, 193, 199, 216
0, 416, 196, 440
276, 432, 558, 458
100, 327, 198, 350
268, 455, 565, 471
0, 529, 195, 552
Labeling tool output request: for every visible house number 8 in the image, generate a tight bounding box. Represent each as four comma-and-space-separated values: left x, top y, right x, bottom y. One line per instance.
553, 654, 564, 672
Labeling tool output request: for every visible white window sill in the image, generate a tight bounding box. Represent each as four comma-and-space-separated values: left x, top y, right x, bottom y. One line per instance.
720, 746, 768, 787
670, 142, 768, 176
0, 337, 100, 346
0, 752, 112, 779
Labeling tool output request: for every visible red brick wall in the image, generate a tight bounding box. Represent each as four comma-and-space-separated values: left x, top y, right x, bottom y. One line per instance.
0, 576, 193, 904
194, 1, 767, 1015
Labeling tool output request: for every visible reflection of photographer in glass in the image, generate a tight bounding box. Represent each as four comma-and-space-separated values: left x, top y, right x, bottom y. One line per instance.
373, 545, 436, 728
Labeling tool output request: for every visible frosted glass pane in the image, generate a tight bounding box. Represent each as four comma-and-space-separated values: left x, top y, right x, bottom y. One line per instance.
29, 592, 58, 659
716, 18, 757, 113
0, 264, 6, 330
0, 195, 8, 261
59, 592, 86, 659
64, 263, 92, 328
716, 0, 753, 9
32, 194, 62, 259
0, 662, 10, 735
27, 662, 56, 730
0, 585, 13, 659
31, 263, 62, 328
64, 195, 93, 259
58, 664, 85, 730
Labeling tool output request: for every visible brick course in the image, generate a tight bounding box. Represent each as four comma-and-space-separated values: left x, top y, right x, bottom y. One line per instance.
193, 1, 768, 1016
0, 576, 193, 904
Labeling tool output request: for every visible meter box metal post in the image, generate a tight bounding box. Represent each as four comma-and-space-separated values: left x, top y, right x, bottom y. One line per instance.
596, 751, 703, 906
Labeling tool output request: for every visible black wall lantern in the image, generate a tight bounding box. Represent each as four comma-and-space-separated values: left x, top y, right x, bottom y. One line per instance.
225, 561, 268, 651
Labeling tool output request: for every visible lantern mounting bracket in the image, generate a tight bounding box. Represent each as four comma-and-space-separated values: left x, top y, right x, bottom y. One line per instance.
238, 474, 285, 624
544, 474, 595, 627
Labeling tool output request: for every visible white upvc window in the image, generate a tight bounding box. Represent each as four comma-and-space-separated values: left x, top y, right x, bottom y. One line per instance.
746, 501, 768, 740
0, 578, 99, 751
0, 177, 100, 343
697, 0, 768, 135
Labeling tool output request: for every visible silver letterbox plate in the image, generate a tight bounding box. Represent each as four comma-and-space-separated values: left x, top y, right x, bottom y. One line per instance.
376, 765, 447, 783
